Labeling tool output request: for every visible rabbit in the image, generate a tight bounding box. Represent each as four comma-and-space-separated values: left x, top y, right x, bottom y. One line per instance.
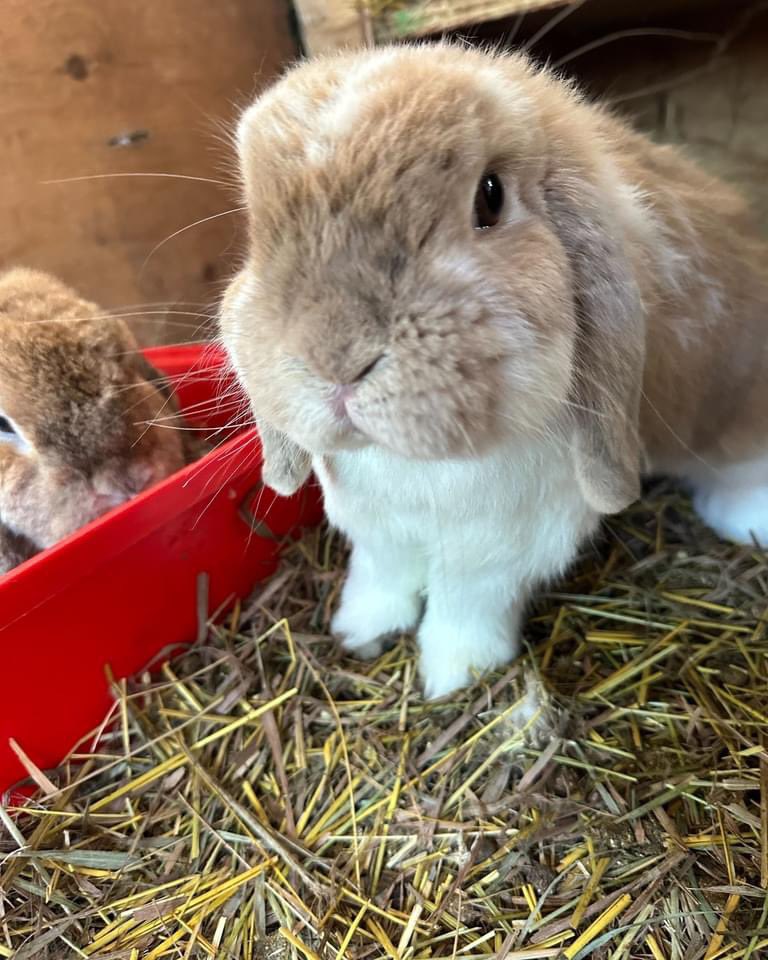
0, 268, 195, 575
218, 43, 768, 697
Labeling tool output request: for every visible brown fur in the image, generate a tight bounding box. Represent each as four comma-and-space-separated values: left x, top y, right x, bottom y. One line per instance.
220, 44, 768, 510
0, 268, 189, 574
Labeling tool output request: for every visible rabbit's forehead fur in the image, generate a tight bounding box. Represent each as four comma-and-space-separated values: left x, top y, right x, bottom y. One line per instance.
237, 47, 546, 276
227, 46, 578, 459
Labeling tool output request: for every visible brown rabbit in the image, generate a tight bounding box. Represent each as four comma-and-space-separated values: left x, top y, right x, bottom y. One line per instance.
0, 268, 192, 574
219, 44, 768, 696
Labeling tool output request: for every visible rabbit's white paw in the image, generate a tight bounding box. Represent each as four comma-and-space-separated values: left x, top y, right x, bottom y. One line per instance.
332, 538, 426, 659
332, 581, 422, 659
418, 616, 521, 700
694, 482, 768, 546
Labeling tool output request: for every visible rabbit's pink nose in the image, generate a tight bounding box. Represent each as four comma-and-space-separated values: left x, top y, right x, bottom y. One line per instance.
329, 354, 383, 420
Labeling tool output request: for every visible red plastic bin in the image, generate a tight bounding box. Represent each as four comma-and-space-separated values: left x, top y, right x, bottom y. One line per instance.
0, 343, 322, 794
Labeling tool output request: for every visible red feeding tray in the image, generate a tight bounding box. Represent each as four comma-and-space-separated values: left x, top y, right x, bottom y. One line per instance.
0, 344, 323, 794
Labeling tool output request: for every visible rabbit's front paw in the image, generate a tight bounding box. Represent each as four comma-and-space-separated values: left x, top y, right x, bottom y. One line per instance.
261, 448, 312, 497
694, 480, 768, 546
332, 583, 422, 660
418, 617, 521, 700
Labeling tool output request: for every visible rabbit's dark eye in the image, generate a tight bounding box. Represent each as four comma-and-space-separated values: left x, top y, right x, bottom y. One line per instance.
474, 172, 504, 229
0, 416, 15, 436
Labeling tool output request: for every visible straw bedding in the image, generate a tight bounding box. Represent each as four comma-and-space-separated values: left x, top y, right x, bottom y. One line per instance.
2, 484, 767, 959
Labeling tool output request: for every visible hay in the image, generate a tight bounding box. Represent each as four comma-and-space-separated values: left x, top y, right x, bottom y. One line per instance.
2, 483, 768, 959
359, 1, 566, 45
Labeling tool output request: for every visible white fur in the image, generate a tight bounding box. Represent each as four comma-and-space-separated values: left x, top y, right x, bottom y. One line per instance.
691, 456, 768, 545
315, 437, 598, 698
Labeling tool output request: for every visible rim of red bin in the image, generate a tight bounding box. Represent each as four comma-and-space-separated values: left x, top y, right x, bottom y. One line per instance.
0, 343, 323, 796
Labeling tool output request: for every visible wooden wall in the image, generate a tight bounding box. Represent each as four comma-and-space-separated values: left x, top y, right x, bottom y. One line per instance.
455, 0, 768, 234
0, 0, 296, 344
577, 7, 768, 236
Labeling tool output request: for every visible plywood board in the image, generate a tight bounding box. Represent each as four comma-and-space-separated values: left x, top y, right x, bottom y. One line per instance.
0, 0, 296, 345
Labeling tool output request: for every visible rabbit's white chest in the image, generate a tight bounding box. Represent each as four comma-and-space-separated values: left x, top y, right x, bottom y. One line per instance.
313, 440, 597, 584
313, 439, 598, 698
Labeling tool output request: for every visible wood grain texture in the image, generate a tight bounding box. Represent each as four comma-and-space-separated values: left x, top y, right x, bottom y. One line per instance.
0, 0, 296, 344
296, 0, 369, 54
567, 5, 768, 235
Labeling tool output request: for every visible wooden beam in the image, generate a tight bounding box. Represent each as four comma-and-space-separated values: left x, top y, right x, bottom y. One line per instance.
294, 0, 568, 54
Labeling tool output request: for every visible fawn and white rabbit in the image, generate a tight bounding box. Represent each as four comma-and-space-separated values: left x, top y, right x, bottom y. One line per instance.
219, 44, 768, 697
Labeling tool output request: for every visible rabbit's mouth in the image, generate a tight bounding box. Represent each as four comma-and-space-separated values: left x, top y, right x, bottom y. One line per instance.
324, 418, 370, 453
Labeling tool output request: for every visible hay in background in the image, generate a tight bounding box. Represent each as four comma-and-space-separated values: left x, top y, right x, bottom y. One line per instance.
2, 484, 767, 959
295, 0, 568, 57
361, 1, 566, 44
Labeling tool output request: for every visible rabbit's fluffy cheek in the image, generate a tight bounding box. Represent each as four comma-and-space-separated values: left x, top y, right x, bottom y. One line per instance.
1, 459, 102, 548
1, 441, 180, 553
229, 326, 570, 460
223, 312, 501, 459
19, 437, 183, 548
222, 235, 576, 460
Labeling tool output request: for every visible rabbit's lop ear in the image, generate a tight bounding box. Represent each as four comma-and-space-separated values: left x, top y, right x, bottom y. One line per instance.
547, 173, 645, 514
257, 420, 312, 497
